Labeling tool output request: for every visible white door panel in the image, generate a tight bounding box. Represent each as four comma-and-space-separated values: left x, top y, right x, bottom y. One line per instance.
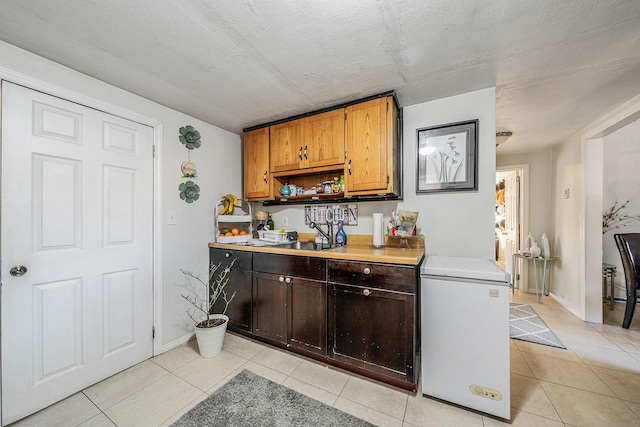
504, 172, 518, 281
1, 82, 154, 425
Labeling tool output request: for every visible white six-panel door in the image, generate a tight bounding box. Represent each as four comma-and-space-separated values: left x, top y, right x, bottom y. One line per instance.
1, 82, 154, 425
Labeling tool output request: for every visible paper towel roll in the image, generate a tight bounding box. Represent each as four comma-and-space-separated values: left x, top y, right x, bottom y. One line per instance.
373, 212, 384, 247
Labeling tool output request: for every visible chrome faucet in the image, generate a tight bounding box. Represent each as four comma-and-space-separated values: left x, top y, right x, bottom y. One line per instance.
309, 221, 333, 249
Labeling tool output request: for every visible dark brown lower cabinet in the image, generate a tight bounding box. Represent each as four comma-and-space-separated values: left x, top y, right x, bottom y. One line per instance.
210, 248, 252, 332
328, 283, 414, 382
288, 276, 326, 355
252, 272, 287, 344
208, 248, 421, 391
253, 253, 327, 355
328, 260, 418, 385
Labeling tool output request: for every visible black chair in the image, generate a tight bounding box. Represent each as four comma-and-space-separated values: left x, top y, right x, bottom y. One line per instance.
614, 233, 640, 328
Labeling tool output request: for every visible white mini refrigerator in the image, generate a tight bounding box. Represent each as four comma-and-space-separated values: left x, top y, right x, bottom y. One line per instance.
420, 256, 511, 420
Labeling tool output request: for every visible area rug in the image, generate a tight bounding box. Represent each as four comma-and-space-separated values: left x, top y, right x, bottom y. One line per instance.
510, 303, 566, 349
170, 369, 374, 427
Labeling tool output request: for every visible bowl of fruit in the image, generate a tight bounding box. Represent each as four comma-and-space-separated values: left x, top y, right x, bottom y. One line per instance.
217, 227, 250, 244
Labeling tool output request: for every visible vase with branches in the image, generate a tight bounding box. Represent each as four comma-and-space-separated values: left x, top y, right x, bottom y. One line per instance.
181, 258, 237, 328
180, 259, 237, 357
602, 200, 640, 234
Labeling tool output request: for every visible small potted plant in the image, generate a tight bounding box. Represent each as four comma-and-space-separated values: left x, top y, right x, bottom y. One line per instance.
181, 259, 236, 357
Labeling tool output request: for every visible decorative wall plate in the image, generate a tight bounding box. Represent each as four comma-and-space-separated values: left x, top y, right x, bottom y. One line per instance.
181, 161, 197, 178
179, 125, 201, 149
179, 180, 200, 203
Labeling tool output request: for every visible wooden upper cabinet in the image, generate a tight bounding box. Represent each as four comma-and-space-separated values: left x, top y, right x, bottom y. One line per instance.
345, 96, 399, 196
270, 119, 303, 173
243, 127, 271, 201
271, 111, 345, 173
302, 109, 345, 169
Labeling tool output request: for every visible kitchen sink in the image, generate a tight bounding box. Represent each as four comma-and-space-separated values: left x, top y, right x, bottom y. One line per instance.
276, 241, 329, 251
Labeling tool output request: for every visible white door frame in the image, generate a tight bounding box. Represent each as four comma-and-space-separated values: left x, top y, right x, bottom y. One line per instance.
497, 164, 529, 291
0, 69, 164, 420
582, 100, 640, 323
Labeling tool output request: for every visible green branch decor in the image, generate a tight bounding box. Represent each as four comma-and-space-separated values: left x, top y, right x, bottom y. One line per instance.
181, 259, 237, 328
602, 200, 640, 234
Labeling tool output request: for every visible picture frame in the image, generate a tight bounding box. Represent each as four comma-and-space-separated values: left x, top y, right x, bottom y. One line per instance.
416, 119, 478, 193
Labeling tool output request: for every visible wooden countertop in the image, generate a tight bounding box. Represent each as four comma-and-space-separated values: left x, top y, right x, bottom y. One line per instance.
208, 236, 424, 266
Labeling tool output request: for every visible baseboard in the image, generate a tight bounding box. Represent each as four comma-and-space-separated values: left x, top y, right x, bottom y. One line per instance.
161, 332, 195, 354
548, 292, 583, 319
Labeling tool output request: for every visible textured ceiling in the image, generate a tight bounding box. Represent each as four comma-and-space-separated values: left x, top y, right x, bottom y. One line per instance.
0, 0, 639, 154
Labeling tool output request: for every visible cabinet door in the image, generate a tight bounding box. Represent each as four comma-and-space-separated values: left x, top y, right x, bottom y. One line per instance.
252, 272, 287, 344
243, 128, 271, 201
303, 109, 345, 169
288, 278, 327, 355
270, 119, 303, 173
328, 283, 415, 382
210, 249, 252, 332
345, 97, 391, 194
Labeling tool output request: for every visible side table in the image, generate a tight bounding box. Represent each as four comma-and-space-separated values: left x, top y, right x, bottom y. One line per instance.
512, 254, 557, 303
602, 263, 616, 310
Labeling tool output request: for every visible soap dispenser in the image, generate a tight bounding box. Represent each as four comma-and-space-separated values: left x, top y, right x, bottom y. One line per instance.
335, 219, 347, 246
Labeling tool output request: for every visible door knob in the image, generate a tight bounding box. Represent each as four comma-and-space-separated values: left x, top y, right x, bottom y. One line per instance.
9, 265, 28, 277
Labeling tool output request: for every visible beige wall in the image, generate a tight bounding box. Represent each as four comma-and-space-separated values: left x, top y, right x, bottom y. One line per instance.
497, 150, 553, 290
551, 92, 640, 321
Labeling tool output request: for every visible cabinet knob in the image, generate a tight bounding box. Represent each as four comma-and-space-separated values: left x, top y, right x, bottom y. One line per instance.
363, 289, 371, 296
363, 267, 371, 275
285, 277, 291, 284
225, 252, 231, 257
279, 276, 285, 282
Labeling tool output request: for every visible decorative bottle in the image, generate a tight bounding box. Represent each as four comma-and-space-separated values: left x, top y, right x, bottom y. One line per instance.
335, 219, 347, 246
524, 232, 536, 252
266, 213, 274, 231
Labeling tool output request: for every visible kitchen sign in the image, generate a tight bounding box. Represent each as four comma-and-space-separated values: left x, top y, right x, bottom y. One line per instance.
304, 204, 358, 225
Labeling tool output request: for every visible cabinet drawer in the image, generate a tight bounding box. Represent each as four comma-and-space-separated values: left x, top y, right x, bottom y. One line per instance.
254, 253, 326, 281
210, 248, 252, 271
328, 260, 416, 293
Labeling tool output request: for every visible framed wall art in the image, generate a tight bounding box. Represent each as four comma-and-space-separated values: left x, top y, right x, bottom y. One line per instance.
416, 119, 478, 193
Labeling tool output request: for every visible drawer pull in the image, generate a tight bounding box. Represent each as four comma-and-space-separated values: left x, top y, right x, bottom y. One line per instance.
285, 277, 292, 284
279, 276, 285, 282
363, 267, 371, 275
225, 252, 231, 258
363, 289, 371, 296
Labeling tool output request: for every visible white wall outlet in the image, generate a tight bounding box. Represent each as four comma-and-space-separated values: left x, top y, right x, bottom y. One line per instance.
282, 216, 289, 227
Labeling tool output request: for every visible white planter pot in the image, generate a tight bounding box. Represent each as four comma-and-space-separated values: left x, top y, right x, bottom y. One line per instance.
194, 314, 228, 358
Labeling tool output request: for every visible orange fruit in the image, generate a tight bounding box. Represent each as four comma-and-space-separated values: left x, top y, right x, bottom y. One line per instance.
224, 232, 233, 236
239, 230, 247, 235
219, 233, 225, 237
231, 228, 239, 235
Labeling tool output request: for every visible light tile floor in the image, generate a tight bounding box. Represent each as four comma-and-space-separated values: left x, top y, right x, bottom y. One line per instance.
10, 290, 640, 427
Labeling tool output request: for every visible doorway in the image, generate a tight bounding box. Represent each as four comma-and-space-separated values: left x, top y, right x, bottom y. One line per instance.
1, 81, 155, 424
496, 165, 529, 290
